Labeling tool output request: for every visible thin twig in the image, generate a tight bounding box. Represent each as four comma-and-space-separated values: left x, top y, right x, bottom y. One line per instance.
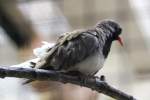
0, 66, 137, 100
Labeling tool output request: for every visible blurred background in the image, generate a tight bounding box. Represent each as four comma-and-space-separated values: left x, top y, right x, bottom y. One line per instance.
0, 0, 150, 100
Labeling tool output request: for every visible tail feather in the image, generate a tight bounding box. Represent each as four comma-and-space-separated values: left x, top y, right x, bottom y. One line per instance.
22, 79, 34, 85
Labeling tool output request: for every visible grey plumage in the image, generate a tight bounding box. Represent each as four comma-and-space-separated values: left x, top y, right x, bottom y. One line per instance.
23, 20, 122, 84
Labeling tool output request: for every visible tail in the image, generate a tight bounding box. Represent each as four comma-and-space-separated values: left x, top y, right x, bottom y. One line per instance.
22, 79, 34, 85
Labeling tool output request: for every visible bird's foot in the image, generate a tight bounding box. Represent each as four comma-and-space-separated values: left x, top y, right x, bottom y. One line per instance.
78, 75, 106, 90
78, 74, 89, 86
63, 71, 89, 86
63, 71, 106, 86
94, 75, 106, 81
88, 75, 106, 92
78, 75, 106, 87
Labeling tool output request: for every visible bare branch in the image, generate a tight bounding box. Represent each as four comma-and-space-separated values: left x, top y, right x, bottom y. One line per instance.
0, 66, 136, 100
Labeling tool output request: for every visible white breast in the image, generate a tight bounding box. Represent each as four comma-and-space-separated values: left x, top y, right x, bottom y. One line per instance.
73, 51, 105, 75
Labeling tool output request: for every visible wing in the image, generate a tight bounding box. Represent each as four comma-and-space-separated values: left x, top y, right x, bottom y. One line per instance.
36, 29, 100, 71
24, 30, 100, 84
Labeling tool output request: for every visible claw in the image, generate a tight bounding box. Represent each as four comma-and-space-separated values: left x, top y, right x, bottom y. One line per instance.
94, 75, 106, 81
100, 75, 105, 81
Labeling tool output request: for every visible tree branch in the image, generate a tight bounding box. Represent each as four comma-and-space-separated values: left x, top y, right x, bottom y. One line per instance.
0, 66, 136, 100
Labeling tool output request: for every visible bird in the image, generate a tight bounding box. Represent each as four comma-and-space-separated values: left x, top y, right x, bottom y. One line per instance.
23, 20, 123, 84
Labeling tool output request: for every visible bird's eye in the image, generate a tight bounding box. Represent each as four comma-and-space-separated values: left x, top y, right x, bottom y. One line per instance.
113, 27, 122, 40
117, 28, 122, 35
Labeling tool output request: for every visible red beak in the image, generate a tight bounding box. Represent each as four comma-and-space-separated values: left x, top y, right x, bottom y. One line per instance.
117, 36, 123, 46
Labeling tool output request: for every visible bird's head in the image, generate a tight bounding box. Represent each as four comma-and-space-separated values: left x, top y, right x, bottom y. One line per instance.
96, 20, 123, 46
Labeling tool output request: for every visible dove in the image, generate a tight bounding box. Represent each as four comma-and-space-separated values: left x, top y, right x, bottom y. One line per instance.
23, 20, 123, 84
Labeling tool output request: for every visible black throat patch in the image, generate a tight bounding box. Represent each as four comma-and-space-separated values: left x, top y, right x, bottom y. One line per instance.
102, 38, 113, 58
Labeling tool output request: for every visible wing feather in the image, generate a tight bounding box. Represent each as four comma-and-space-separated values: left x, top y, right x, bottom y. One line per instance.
36, 30, 100, 71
